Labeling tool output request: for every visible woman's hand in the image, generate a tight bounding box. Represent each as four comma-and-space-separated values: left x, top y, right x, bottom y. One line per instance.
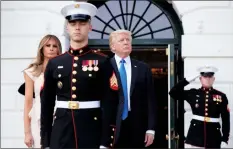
24, 132, 34, 148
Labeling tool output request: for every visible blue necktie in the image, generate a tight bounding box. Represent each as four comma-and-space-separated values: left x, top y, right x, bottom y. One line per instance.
119, 59, 128, 120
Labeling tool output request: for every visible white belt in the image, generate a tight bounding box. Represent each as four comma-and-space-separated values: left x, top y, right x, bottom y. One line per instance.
192, 115, 220, 123
56, 101, 100, 109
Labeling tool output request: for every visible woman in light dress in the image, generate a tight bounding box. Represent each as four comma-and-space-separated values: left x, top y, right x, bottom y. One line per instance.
23, 35, 62, 148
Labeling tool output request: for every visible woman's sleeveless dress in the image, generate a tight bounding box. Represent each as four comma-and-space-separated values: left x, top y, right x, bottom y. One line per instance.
24, 68, 44, 148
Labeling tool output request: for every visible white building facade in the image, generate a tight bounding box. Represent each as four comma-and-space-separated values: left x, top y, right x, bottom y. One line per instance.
1, 1, 233, 148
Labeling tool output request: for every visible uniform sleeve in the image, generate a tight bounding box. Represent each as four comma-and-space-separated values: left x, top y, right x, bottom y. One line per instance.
145, 65, 156, 131
169, 78, 190, 101
40, 60, 56, 148
99, 59, 118, 147
221, 94, 230, 143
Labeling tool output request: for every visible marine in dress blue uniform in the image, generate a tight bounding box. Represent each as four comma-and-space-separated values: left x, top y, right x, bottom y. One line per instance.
169, 66, 230, 148
40, 2, 116, 149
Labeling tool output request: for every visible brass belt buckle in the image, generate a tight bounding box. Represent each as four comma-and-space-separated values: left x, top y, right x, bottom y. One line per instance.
204, 117, 210, 122
68, 101, 79, 109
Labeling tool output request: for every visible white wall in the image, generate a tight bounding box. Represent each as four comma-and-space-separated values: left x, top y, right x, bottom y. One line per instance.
172, 1, 233, 147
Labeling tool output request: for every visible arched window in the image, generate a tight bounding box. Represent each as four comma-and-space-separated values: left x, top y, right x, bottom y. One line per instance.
89, 0, 174, 39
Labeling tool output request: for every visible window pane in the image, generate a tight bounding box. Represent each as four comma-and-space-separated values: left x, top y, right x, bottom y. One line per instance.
88, 0, 174, 39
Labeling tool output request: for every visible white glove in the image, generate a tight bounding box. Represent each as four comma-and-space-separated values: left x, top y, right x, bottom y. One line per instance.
221, 142, 228, 148
186, 74, 200, 83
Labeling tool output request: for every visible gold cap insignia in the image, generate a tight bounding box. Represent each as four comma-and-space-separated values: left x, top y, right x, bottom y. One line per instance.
75, 4, 80, 8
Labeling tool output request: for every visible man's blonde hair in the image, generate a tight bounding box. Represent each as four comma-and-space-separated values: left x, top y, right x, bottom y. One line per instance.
109, 29, 132, 50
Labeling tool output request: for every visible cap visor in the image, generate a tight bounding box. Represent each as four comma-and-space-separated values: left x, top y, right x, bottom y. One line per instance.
201, 72, 214, 77
68, 18, 89, 22
66, 14, 90, 22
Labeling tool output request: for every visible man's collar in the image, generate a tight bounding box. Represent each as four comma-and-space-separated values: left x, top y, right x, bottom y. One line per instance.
201, 86, 213, 91
114, 54, 130, 64
68, 45, 91, 56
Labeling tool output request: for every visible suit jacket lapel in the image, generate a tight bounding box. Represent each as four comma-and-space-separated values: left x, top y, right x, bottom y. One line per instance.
130, 59, 137, 97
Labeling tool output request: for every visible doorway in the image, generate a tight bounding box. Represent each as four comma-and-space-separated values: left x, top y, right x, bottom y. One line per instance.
84, 0, 185, 147
98, 47, 169, 148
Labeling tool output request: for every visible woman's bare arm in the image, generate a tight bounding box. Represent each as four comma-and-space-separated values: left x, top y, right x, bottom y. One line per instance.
23, 72, 34, 135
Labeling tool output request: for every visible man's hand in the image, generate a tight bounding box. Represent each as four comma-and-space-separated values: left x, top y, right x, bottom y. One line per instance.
221, 142, 228, 148
186, 74, 200, 83
144, 133, 154, 147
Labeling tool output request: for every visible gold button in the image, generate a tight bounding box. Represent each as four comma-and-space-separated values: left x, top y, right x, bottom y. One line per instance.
110, 143, 112, 147
58, 74, 61, 78
112, 128, 115, 131
196, 100, 198, 102
79, 50, 83, 53
73, 63, 78, 67
206, 95, 209, 98
72, 79, 77, 83
72, 86, 76, 91
72, 94, 76, 99
205, 108, 208, 111
111, 136, 114, 139
205, 104, 208, 106
206, 99, 208, 102
73, 71, 77, 75
74, 56, 79, 60
205, 113, 208, 116
94, 117, 97, 120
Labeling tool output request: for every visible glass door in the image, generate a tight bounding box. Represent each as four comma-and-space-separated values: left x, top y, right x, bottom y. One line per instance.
167, 44, 179, 148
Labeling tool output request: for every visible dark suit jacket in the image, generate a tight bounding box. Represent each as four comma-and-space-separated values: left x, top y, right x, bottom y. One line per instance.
101, 57, 156, 148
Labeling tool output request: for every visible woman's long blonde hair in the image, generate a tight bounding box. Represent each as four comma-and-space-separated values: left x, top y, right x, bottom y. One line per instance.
25, 34, 62, 77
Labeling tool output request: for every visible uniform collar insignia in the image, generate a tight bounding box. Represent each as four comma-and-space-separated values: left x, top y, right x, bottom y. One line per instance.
68, 45, 91, 56
201, 86, 213, 91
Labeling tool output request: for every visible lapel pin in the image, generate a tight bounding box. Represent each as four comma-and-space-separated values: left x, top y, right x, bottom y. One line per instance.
134, 65, 137, 67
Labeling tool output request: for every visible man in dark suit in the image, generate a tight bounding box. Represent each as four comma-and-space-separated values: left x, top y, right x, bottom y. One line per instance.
40, 2, 117, 149
100, 29, 156, 148
169, 66, 230, 148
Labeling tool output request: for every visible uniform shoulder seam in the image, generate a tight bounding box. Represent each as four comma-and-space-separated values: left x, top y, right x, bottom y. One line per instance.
214, 89, 225, 95
91, 50, 108, 57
